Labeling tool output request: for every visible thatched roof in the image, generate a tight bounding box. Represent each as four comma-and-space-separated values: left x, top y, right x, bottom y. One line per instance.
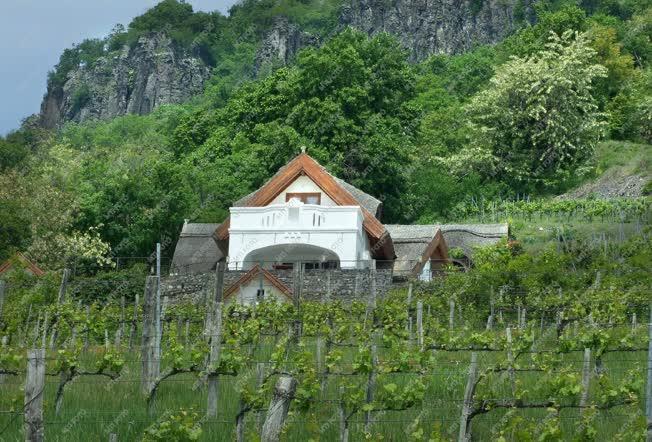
171, 222, 223, 274
384, 223, 508, 272
233, 158, 383, 220
439, 224, 509, 257
331, 177, 382, 220
384, 225, 440, 274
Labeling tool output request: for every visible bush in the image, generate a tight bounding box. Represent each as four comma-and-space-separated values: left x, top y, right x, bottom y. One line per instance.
143, 409, 202, 441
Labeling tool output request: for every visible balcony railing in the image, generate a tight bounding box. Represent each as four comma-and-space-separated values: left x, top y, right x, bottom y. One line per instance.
229, 203, 363, 232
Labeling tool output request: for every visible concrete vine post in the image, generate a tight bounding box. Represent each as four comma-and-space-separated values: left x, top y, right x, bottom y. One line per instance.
24, 349, 45, 442
57, 268, 71, 304
449, 299, 455, 330
506, 327, 516, 399
0, 280, 5, 323
645, 304, 652, 442
580, 348, 591, 415
339, 386, 349, 442
129, 293, 139, 350
155, 243, 161, 363
207, 261, 225, 418
141, 276, 159, 399
84, 305, 90, 350
417, 301, 424, 351
256, 362, 265, 433
115, 295, 125, 347
291, 263, 303, 343
31, 315, 40, 348
486, 300, 495, 331
406, 283, 413, 335
261, 375, 297, 442
22, 303, 32, 346
364, 337, 378, 433
51, 268, 70, 349
40, 312, 49, 350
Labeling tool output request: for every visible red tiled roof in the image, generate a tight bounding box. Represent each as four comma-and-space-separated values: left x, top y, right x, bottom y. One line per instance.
224, 265, 293, 301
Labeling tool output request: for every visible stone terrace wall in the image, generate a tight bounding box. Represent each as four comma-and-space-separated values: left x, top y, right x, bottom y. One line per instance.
162, 268, 394, 303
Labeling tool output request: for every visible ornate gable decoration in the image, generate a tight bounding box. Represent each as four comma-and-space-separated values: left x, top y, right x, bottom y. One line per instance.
214, 153, 394, 260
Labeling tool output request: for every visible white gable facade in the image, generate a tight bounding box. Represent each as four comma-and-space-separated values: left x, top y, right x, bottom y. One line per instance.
227, 174, 372, 270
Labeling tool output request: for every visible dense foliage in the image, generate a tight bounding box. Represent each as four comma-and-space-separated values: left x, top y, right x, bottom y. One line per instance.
0, 0, 650, 262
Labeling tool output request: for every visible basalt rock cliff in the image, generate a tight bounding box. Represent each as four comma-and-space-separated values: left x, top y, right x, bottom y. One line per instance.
40, 0, 534, 127
340, 0, 536, 61
40, 33, 210, 128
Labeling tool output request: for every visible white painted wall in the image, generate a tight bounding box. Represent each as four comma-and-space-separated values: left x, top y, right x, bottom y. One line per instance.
419, 260, 432, 282
228, 202, 371, 270
225, 279, 290, 306
268, 176, 336, 206
227, 176, 373, 270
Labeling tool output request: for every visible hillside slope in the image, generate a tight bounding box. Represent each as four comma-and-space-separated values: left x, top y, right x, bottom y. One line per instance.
562, 141, 651, 199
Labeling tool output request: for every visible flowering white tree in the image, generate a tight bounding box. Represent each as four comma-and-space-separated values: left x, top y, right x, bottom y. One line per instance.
29, 226, 114, 270
462, 31, 608, 188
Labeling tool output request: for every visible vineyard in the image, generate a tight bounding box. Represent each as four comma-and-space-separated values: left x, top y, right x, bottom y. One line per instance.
451, 197, 651, 224
1, 255, 651, 441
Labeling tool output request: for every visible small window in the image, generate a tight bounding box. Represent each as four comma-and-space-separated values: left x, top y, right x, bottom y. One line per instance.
286, 192, 321, 205
273, 263, 294, 270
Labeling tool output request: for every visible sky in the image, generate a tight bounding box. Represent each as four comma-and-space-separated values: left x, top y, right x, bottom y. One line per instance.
0, 0, 237, 135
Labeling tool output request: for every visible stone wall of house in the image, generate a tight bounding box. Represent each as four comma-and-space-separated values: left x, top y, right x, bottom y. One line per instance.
161, 268, 394, 303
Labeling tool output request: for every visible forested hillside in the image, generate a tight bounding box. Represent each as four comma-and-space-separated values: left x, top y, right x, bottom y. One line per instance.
0, 0, 650, 266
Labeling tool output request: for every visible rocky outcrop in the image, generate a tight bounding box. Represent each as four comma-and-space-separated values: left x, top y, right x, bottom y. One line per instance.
254, 17, 320, 75
254, 1, 535, 70
41, 2, 536, 126
561, 173, 650, 199
340, 0, 536, 61
40, 33, 211, 128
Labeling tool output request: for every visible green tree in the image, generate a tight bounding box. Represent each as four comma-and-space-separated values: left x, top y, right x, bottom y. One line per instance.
464, 31, 608, 190
177, 30, 418, 221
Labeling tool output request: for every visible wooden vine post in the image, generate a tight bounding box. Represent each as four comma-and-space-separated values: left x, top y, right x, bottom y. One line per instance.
338, 386, 349, 442
458, 352, 478, 442
207, 261, 225, 418
25, 349, 45, 442
261, 375, 297, 442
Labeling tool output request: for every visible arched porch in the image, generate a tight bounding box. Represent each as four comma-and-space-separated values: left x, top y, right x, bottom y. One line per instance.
232, 243, 341, 271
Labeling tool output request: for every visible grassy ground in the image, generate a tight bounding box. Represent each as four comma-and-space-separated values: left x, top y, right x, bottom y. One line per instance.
592, 141, 651, 179
564, 140, 652, 194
